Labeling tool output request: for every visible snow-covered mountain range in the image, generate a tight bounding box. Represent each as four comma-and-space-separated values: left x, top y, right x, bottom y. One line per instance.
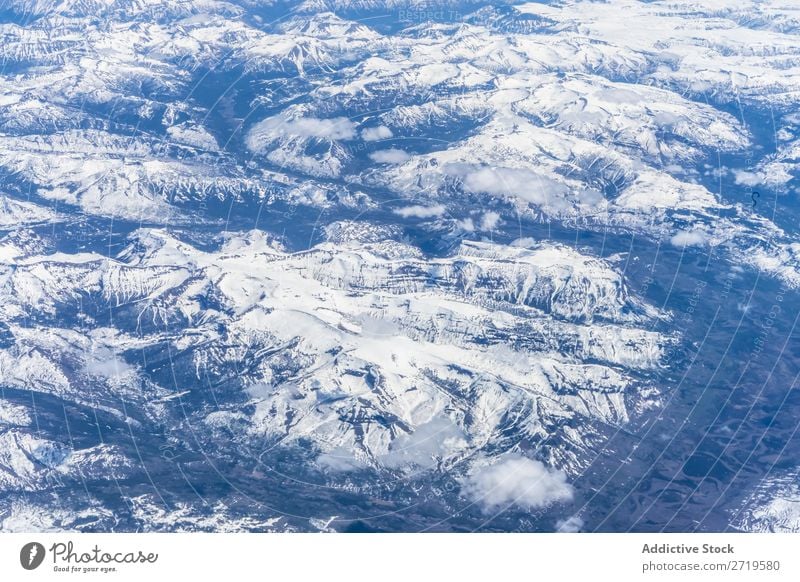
1, 0, 799, 532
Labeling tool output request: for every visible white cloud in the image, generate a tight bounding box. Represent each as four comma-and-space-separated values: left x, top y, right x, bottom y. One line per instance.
457, 217, 475, 232
556, 516, 584, 532
84, 348, 134, 380
393, 204, 446, 218
576, 188, 604, 207
670, 228, 708, 247
369, 148, 411, 164
733, 170, 763, 187
460, 454, 574, 512
361, 125, 393, 142
448, 164, 571, 210
317, 447, 367, 472
380, 417, 467, 470
510, 237, 536, 248
247, 114, 357, 149
480, 211, 501, 230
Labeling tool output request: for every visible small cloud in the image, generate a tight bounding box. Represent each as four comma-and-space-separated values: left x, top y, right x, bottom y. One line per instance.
510, 237, 537, 248
85, 348, 134, 380
447, 164, 570, 211
380, 417, 467, 470
670, 228, 708, 247
247, 114, 357, 149
393, 204, 446, 218
460, 454, 574, 512
457, 217, 475, 232
318, 447, 367, 472
556, 516, 584, 532
369, 148, 411, 164
480, 211, 501, 231
733, 170, 763, 187
576, 188, 604, 207
361, 125, 393, 142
